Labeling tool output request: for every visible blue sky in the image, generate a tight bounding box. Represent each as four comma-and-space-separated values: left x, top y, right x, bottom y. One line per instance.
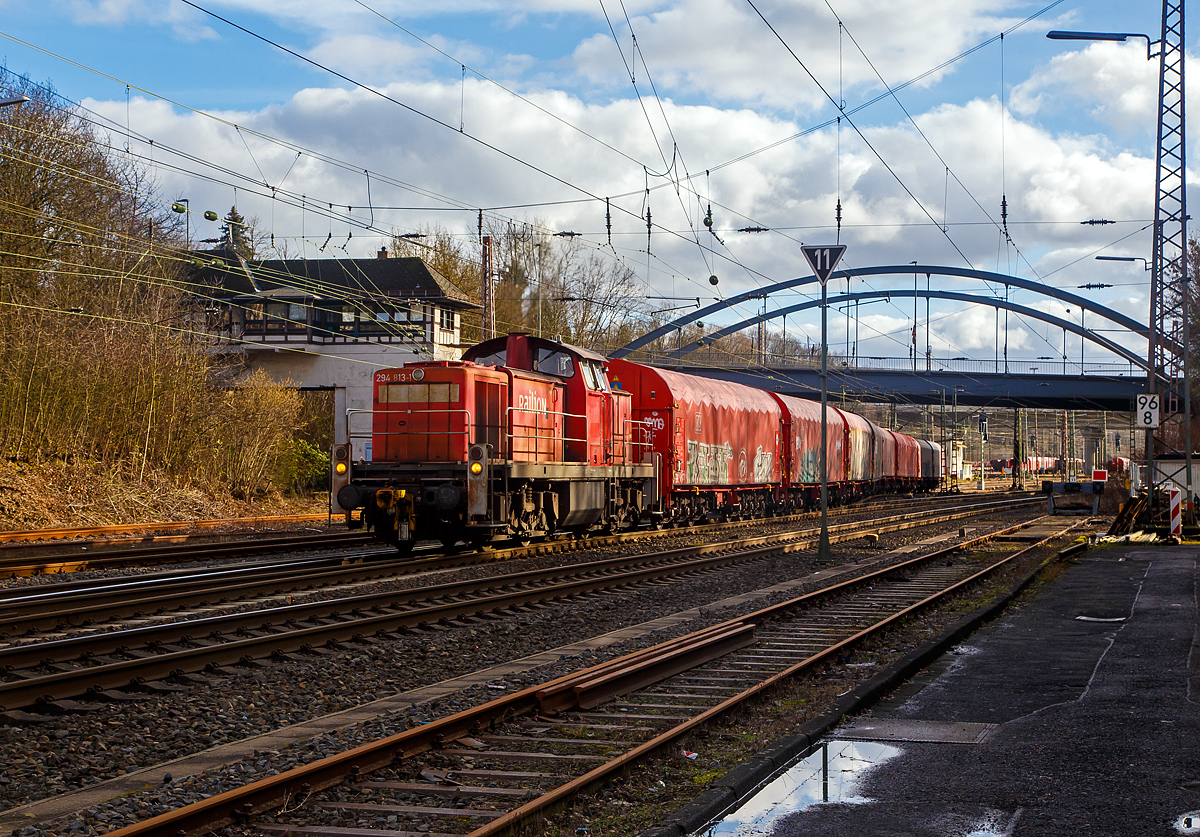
0, 0, 1190, 363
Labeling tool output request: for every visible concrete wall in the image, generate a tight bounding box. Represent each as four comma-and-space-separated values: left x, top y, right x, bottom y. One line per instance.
234, 321, 465, 449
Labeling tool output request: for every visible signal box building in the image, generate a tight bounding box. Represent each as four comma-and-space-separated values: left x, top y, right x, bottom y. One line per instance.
191, 247, 479, 446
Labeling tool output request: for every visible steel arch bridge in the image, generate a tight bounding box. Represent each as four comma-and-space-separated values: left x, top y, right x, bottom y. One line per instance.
613, 264, 1177, 369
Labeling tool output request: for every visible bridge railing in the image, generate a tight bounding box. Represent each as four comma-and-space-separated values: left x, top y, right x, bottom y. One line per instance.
638, 351, 1141, 377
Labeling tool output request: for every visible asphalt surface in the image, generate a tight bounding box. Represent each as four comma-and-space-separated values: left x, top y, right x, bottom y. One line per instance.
733, 543, 1200, 837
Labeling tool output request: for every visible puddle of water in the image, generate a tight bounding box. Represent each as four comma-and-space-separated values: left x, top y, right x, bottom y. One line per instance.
695, 740, 901, 836
1175, 811, 1200, 834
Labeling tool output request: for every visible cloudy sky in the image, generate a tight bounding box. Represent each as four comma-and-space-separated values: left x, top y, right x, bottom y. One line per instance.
0, 0, 1187, 364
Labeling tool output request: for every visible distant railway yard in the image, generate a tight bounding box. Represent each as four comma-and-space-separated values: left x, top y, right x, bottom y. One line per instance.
0, 491, 1105, 837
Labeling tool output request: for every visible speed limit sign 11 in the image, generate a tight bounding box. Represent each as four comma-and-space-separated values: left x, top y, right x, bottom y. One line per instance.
1137, 394, 1160, 428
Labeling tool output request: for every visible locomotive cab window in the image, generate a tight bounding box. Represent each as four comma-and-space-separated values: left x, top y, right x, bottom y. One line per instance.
589, 362, 609, 391
581, 362, 600, 390
472, 349, 506, 367
534, 348, 575, 379
580, 361, 609, 391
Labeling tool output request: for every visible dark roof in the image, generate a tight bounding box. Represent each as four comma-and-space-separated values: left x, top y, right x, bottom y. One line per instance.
190, 254, 478, 309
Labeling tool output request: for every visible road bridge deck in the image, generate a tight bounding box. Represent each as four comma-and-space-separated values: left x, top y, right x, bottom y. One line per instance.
650, 364, 1142, 410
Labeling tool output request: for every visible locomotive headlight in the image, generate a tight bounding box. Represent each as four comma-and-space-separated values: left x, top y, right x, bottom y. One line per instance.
335, 462, 347, 475
470, 462, 483, 475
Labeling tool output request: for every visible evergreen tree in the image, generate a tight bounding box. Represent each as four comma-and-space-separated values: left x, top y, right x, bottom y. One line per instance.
220, 206, 254, 259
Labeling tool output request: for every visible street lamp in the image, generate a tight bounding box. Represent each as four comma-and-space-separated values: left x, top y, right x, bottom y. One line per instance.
0, 95, 30, 108
1096, 255, 1151, 270
1047, 30, 1154, 59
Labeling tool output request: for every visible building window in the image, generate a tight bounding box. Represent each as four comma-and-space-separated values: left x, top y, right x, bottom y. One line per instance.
438, 308, 455, 331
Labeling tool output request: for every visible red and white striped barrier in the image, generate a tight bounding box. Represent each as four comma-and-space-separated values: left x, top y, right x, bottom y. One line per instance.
1170, 488, 1182, 537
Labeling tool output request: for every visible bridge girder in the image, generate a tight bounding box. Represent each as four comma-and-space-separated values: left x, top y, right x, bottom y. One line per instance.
613, 263, 1179, 362
671, 288, 1149, 372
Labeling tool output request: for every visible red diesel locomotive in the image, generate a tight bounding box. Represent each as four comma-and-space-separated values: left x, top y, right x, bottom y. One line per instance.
331, 333, 942, 547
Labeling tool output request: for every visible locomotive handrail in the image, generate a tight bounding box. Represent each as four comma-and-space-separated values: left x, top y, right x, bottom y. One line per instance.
624, 418, 656, 454
504, 406, 589, 447
345, 408, 476, 451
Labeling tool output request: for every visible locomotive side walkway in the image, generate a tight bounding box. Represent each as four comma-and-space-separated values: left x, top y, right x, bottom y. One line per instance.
703, 543, 1200, 837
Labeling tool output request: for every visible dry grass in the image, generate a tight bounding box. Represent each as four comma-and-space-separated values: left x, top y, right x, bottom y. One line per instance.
0, 457, 324, 531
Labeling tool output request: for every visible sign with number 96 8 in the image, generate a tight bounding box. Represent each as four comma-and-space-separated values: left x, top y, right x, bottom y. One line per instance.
1136, 394, 1159, 428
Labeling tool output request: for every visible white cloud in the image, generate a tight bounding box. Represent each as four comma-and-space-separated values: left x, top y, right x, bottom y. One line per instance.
1010, 41, 1158, 130
570, 0, 1016, 112
67, 0, 217, 39
307, 35, 445, 82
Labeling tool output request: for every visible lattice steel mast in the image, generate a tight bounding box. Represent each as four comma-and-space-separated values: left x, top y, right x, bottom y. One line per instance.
1149, 0, 1194, 525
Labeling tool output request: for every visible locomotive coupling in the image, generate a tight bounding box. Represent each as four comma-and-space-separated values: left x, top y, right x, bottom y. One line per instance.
366, 487, 415, 542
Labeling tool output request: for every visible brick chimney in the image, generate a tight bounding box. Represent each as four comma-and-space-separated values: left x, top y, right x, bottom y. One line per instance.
377, 246, 388, 259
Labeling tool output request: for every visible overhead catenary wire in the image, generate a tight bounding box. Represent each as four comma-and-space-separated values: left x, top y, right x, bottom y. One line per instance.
0, 26, 765, 305
0, 0, 1145, 368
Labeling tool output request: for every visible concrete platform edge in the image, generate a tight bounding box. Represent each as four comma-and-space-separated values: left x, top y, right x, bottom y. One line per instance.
639, 542, 1087, 837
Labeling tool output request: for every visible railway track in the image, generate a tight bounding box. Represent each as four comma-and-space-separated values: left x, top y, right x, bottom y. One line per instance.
0, 532, 379, 579
0, 494, 1030, 636
0, 492, 1018, 579
0, 496, 1038, 714
97, 513, 1088, 837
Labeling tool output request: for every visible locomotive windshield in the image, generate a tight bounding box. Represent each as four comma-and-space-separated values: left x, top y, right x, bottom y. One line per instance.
534, 348, 575, 379
472, 348, 506, 367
